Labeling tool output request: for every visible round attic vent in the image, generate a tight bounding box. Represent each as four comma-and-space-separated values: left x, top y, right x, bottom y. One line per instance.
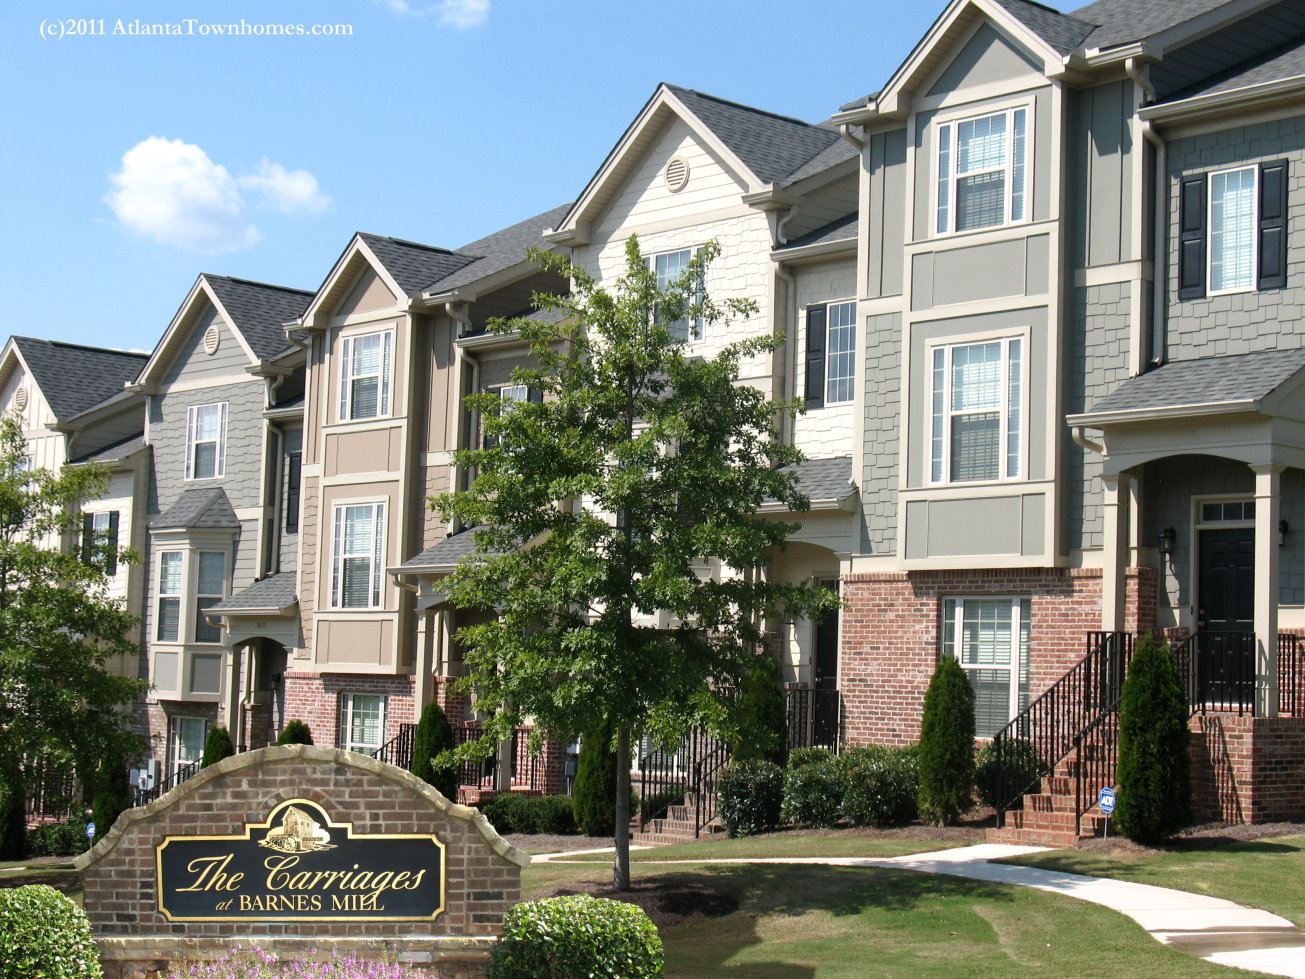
203, 325, 221, 355
13, 388, 27, 411
664, 156, 690, 193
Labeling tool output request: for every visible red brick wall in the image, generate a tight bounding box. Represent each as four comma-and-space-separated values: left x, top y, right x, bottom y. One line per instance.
80, 746, 523, 977
282, 672, 416, 749
1190, 714, 1305, 823
839, 566, 1154, 746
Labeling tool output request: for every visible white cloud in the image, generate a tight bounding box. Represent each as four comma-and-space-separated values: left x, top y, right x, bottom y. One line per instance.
373, 0, 490, 27
105, 137, 259, 254
105, 138, 329, 254
438, 0, 489, 28
238, 161, 331, 214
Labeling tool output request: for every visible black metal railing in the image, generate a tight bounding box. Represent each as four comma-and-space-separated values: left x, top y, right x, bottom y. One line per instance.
637, 727, 731, 837
786, 687, 842, 752
132, 759, 200, 808
371, 723, 416, 770
450, 724, 548, 795
989, 631, 1133, 821
1073, 705, 1121, 836
1282, 634, 1304, 717
1173, 632, 1257, 716
26, 760, 77, 822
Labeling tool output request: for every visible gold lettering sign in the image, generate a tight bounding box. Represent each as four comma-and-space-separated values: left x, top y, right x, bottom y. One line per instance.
155, 799, 445, 922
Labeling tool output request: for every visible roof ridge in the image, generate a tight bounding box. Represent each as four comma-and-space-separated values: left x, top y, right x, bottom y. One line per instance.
357, 232, 464, 256
664, 83, 821, 129
14, 336, 148, 359
205, 275, 313, 296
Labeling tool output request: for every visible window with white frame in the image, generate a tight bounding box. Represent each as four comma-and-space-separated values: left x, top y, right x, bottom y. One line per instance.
193, 551, 226, 643
651, 248, 702, 341
483, 384, 539, 449
1179, 160, 1287, 299
936, 106, 1028, 235
339, 330, 393, 420
82, 511, 119, 575
339, 693, 387, 754
804, 301, 858, 409
331, 502, 386, 609
186, 403, 227, 479
930, 336, 1023, 484
169, 716, 209, 776
156, 551, 183, 642
941, 597, 1030, 737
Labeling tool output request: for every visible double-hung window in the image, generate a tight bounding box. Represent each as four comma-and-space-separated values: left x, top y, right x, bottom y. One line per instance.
1179, 160, 1288, 299
930, 337, 1023, 484
81, 511, 119, 575
804, 300, 857, 409
193, 552, 226, 643
340, 693, 386, 754
936, 106, 1028, 235
651, 248, 703, 341
339, 330, 393, 420
331, 502, 386, 609
482, 384, 541, 449
941, 597, 1030, 737
169, 716, 209, 776
186, 403, 227, 479
156, 551, 183, 642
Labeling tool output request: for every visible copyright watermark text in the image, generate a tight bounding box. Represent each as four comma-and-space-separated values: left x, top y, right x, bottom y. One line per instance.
39, 18, 354, 40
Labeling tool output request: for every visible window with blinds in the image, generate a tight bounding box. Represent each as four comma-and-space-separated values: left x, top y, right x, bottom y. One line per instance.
941, 596, 1031, 737
331, 502, 386, 609
930, 336, 1023, 484
339, 330, 393, 421
936, 106, 1028, 235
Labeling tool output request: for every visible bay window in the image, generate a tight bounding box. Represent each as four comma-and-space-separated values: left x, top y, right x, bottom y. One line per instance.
331, 502, 386, 609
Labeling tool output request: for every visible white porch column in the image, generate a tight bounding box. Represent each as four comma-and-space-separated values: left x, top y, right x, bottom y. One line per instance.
1253, 464, 1284, 718
1101, 472, 1131, 633
222, 642, 243, 745
414, 609, 436, 710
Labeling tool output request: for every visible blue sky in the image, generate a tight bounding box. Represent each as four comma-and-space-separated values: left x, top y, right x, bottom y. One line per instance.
0, 1, 944, 353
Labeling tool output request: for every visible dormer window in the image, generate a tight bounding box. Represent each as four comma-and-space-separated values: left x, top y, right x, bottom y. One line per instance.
936, 106, 1028, 235
339, 330, 393, 421
186, 403, 227, 480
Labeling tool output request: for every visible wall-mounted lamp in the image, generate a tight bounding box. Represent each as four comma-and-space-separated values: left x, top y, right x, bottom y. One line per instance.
1281, 519, 1290, 548
1158, 527, 1177, 556
264, 673, 283, 692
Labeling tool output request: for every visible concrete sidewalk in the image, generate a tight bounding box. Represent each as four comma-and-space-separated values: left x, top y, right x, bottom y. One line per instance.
538, 842, 1305, 977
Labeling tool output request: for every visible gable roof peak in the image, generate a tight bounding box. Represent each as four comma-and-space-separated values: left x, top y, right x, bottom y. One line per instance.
6, 336, 149, 422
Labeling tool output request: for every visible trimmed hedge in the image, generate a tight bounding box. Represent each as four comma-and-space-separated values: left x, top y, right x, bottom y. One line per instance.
839, 746, 919, 828
489, 895, 663, 978
0, 884, 101, 979
780, 758, 842, 828
479, 794, 577, 835
786, 746, 832, 770
27, 818, 90, 858
717, 760, 783, 838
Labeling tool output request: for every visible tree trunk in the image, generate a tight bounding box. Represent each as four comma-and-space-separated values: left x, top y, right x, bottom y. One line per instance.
613, 723, 631, 892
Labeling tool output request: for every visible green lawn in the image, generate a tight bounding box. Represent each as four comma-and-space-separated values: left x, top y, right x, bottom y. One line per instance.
556, 833, 965, 862
524, 861, 1278, 978
999, 833, 1305, 927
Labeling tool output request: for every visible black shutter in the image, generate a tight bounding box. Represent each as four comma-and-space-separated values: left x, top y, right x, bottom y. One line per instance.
284, 454, 302, 535
1178, 175, 1207, 301
1259, 159, 1288, 290
805, 305, 827, 410
106, 512, 119, 576
81, 514, 93, 565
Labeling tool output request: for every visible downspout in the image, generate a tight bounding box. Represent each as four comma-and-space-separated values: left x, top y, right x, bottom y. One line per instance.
1126, 58, 1167, 370
839, 123, 864, 152
1071, 426, 1105, 456
445, 301, 477, 534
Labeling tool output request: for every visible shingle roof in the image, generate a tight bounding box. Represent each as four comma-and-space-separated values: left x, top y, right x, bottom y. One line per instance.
68, 433, 146, 465
10, 338, 147, 422
782, 127, 860, 185
151, 487, 240, 529
203, 276, 312, 361
665, 85, 840, 185
1069, 0, 1232, 51
424, 204, 573, 295
767, 456, 856, 505
776, 213, 858, 251
1165, 36, 1305, 100
400, 529, 505, 570
209, 572, 297, 613
993, 0, 1097, 55
357, 234, 478, 298
1084, 349, 1305, 416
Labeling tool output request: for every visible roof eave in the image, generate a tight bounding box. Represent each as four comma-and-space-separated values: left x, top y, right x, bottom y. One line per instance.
1067, 399, 1260, 428
206, 602, 297, 618
771, 237, 857, 264
1140, 75, 1305, 126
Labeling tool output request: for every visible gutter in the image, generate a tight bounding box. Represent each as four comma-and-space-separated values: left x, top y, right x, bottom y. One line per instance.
1067, 399, 1259, 428
1138, 74, 1305, 125
769, 237, 858, 264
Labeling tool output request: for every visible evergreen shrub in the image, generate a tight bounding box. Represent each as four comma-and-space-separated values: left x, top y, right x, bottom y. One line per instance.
479, 794, 577, 835
276, 719, 314, 745
572, 721, 617, 837
780, 758, 842, 827
716, 760, 783, 837
731, 651, 788, 767
786, 746, 832, 770
840, 746, 919, 827
0, 769, 25, 861
91, 758, 132, 844
975, 737, 1044, 810
27, 818, 89, 858
0, 884, 101, 979
410, 700, 458, 801
479, 793, 533, 834
917, 656, 976, 826
489, 895, 663, 979
201, 725, 235, 769
1115, 634, 1192, 844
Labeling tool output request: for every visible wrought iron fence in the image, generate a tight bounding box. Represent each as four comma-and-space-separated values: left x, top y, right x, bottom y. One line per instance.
371, 723, 416, 770
1173, 632, 1257, 716
450, 724, 548, 794
989, 631, 1133, 821
636, 726, 731, 837
786, 687, 842, 751
1072, 704, 1121, 836
131, 759, 200, 808
26, 759, 77, 822
1282, 634, 1304, 717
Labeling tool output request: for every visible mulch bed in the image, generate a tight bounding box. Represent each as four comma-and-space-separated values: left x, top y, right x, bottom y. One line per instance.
535, 874, 739, 931
1078, 820, 1305, 856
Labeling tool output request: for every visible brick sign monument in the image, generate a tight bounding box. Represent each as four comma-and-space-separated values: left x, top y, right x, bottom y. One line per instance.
75, 744, 528, 978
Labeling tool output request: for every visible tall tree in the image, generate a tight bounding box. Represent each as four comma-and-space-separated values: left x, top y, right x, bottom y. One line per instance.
0, 414, 147, 842
437, 238, 837, 889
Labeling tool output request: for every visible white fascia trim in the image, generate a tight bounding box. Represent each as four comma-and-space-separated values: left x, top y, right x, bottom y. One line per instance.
1066, 399, 1258, 427
770, 238, 857, 264
455, 329, 526, 351
755, 491, 858, 514
207, 603, 297, 618
1140, 75, 1305, 125
299, 236, 408, 325
388, 563, 457, 576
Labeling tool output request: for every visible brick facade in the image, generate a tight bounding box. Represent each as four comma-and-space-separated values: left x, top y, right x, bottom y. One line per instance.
1190, 714, 1305, 823
282, 672, 417, 749
77, 745, 525, 977
839, 565, 1157, 746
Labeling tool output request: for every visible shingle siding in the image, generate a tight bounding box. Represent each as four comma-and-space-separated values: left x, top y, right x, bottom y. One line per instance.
860, 312, 901, 557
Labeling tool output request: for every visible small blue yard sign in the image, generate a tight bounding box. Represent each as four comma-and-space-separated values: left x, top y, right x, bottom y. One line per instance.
85, 821, 96, 839
1097, 787, 1116, 815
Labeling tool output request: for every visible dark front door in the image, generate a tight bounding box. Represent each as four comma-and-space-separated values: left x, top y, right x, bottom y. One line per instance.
812, 584, 840, 748
1198, 527, 1255, 706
